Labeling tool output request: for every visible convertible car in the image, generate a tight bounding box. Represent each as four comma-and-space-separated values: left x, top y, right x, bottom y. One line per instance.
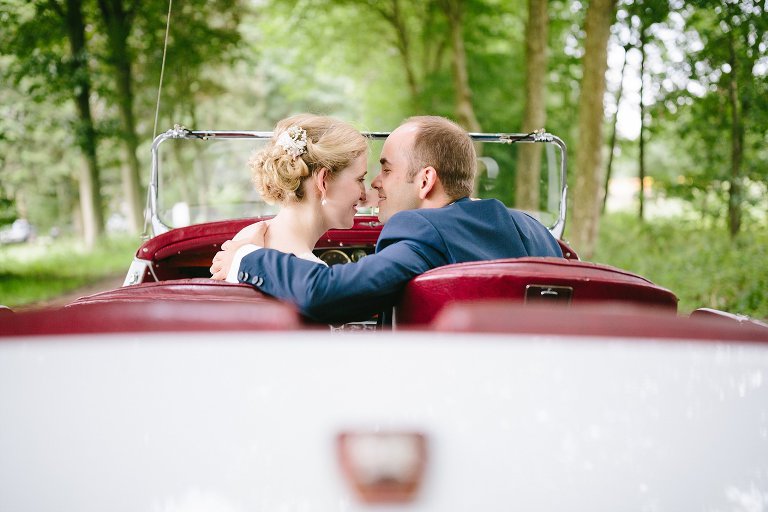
19, 128, 685, 326
1, 127, 767, 511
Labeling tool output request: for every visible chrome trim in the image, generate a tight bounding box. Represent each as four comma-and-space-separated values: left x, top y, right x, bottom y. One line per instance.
468, 131, 567, 239
149, 127, 275, 235
123, 258, 152, 286
148, 128, 568, 239
551, 136, 568, 239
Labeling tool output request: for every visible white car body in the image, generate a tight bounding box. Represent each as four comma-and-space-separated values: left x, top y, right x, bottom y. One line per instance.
2, 329, 767, 512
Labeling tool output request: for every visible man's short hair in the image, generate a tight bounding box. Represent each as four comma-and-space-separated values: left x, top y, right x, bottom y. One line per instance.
404, 115, 476, 199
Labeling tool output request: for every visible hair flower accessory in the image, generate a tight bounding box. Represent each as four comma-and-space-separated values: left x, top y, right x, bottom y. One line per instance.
276, 125, 308, 158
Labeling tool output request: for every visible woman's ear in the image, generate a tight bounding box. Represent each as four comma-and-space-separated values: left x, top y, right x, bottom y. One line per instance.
315, 167, 330, 198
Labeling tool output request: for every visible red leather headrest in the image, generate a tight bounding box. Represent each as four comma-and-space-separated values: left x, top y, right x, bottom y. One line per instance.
396, 257, 678, 325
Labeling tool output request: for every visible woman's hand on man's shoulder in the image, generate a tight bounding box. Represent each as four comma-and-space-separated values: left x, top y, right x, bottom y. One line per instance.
232, 220, 269, 245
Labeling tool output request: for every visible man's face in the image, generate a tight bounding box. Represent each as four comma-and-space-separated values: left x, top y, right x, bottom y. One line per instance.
371, 123, 422, 223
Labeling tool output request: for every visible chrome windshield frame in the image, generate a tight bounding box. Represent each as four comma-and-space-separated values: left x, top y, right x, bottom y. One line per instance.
148, 127, 567, 239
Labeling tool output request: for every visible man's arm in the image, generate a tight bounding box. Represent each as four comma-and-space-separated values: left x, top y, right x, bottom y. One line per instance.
238, 213, 448, 323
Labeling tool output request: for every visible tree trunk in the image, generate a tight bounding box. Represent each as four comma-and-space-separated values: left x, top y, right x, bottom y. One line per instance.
638, 22, 647, 221
64, 0, 105, 249
603, 44, 629, 213
371, 0, 421, 111
98, 0, 144, 235
516, 0, 548, 211
441, 0, 481, 133
727, 32, 743, 237
569, 0, 616, 258
57, 177, 77, 237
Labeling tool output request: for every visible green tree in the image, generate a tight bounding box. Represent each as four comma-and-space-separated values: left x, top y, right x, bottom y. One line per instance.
516, 0, 549, 211
98, 0, 244, 231
438, 0, 482, 132
649, 0, 768, 232
570, 0, 617, 258
1, 0, 107, 247
686, 0, 767, 235
0, 0, 245, 242
96, 0, 144, 234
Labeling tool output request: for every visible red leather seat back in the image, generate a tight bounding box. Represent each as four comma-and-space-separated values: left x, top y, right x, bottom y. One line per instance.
67, 278, 268, 305
395, 257, 678, 325
430, 302, 768, 342
0, 300, 300, 336
0, 279, 300, 336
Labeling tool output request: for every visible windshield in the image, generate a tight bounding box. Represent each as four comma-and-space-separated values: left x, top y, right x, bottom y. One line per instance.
152, 130, 566, 237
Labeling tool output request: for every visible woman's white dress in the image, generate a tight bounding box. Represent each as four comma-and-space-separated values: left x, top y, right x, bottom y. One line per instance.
296, 252, 327, 266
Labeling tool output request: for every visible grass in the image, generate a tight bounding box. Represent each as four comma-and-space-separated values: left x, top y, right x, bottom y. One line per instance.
0, 236, 139, 308
593, 213, 768, 320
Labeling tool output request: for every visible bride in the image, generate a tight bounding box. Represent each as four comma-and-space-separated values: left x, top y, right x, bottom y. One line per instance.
221, 113, 369, 267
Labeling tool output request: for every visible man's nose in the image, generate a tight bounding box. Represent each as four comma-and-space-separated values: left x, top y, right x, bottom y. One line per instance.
371, 173, 381, 189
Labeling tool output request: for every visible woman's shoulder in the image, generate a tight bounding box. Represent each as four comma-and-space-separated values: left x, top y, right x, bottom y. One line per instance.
232, 221, 267, 242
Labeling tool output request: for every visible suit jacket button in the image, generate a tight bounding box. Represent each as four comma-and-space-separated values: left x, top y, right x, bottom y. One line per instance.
239, 271, 249, 281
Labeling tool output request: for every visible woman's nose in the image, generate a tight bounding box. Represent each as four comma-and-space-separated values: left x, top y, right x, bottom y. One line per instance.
361, 188, 379, 208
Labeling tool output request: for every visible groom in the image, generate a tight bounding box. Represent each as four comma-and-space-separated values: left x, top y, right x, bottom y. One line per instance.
210, 116, 563, 323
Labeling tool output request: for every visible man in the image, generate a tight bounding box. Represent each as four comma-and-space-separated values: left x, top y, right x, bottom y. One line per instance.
211, 116, 562, 323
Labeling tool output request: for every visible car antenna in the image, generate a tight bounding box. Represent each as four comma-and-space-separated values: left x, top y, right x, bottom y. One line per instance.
142, 0, 174, 241
152, 0, 173, 141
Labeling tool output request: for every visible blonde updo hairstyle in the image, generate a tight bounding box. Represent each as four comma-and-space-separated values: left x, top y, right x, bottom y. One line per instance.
250, 114, 368, 204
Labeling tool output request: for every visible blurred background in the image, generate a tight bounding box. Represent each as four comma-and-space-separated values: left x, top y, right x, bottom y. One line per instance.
0, 0, 766, 317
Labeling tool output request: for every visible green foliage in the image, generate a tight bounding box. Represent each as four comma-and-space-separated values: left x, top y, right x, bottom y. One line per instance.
0, 0, 247, 237
0, 197, 17, 226
251, 0, 543, 131
634, 0, 768, 229
594, 213, 768, 320
0, 236, 137, 307
545, 0, 584, 142
142, 0, 246, 129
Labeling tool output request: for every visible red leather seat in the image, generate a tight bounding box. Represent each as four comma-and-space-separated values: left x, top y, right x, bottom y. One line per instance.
67, 278, 268, 305
430, 302, 768, 342
1, 279, 300, 336
0, 301, 300, 336
395, 257, 678, 325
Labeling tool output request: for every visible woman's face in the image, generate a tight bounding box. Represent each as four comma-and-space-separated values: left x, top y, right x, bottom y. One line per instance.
324, 153, 368, 229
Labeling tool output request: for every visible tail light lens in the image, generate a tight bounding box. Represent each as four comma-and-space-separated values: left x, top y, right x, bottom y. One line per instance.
337, 431, 427, 503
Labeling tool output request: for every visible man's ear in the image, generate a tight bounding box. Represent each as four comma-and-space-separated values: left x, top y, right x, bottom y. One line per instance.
417, 166, 438, 200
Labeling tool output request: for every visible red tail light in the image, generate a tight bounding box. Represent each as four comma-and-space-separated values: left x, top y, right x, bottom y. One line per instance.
337, 431, 427, 503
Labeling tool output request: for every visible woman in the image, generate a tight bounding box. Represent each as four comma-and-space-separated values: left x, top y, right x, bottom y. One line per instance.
228, 113, 369, 265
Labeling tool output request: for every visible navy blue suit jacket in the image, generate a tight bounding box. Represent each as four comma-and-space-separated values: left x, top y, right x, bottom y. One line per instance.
237, 197, 563, 323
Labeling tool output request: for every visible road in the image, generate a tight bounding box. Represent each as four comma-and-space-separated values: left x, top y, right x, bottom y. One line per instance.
15, 272, 126, 311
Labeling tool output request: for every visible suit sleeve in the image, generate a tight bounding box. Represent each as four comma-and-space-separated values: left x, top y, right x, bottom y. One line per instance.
237, 212, 449, 323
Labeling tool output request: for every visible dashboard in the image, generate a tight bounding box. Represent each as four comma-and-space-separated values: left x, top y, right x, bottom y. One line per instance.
315, 247, 373, 266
